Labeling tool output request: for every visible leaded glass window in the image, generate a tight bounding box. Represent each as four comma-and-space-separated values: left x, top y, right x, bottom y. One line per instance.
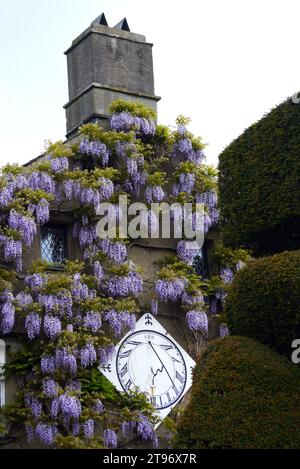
193, 245, 209, 279
41, 225, 67, 265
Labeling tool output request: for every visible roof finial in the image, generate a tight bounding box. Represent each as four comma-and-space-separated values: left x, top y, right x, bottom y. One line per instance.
92, 12, 108, 26
114, 18, 130, 32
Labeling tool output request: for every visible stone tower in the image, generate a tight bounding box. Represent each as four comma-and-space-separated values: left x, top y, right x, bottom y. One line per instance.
64, 13, 160, 138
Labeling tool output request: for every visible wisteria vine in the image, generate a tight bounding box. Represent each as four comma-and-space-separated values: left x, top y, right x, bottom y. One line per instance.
0, 100, 249, 448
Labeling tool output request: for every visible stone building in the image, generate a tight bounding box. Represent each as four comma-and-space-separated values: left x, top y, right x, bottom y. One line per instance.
0, 13, 220, 447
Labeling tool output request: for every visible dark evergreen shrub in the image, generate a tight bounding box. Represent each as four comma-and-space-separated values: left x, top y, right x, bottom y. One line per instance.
174, 336, 300, 449
218, 97, 300, 256
225, 250, 300, 357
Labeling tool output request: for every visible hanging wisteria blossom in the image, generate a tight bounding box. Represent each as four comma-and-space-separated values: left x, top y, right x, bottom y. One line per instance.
79, 138, 110, 166
0, 301, 15, 334
25, 312, 41, 340
50, 157, 69, 173
220, 323, 230, 337
177, 240, 200, 264
103, 429, 118, 449
155, 278, 186, 302
220, 267, 234, 284
186, 310, 208, 333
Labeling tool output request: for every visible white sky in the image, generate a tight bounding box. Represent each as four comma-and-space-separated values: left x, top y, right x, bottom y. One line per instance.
0, 0, 299, 167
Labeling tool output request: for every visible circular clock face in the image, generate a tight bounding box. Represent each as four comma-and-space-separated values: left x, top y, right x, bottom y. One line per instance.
116, 330, 187, 409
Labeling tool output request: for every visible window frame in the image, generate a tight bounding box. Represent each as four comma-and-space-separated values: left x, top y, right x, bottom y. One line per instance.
40, 224, 68, 266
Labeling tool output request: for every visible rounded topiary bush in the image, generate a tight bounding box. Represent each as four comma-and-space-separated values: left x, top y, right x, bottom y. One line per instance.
218, 97, 300, 256
174, 336, 300, 449
225, 250, 300, 357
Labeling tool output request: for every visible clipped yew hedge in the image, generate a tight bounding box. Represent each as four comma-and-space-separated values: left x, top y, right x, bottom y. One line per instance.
174, 336, 300, 449
218, 97, 300, 256
225, 250, 300, 357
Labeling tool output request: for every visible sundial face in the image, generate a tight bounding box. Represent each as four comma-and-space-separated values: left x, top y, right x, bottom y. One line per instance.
99, 313, 196, 424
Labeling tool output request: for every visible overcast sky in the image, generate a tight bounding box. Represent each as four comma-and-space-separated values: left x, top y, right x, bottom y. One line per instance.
0, 0, 299, 167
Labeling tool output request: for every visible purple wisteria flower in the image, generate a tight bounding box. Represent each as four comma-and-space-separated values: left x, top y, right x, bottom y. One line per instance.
145, 186, 165, 203
140, 209, 159, 237
177, 240, 199, 264
103, 429, 118, 449
38, 293, 72, 316
220, 267, 234, 284
186, 310, 208, 333
25, 312, 41, 340
0, 301, 15, 334
181, 291, 204, 306
94, 399, 105, 413
25, 273, 46, 291
98, 177, 114, 202
59, 394, 82, 419
209, 207, 220, 226
196, 190, 218, 209
110, 112, 155, 136
177, 173, 195, 193
41, 355, 56, 375
98, 345, 115, 365
0, 186, 14, 207
122, 420, 136, 437
80, 343, 97, 368
127, 157, 138, 175
137, 414, 158, 446
73, 223, 97, 249
83, 419, 94, 439
93, 261, 104, 280
155, 278, 185, 302
172, 137, 205, 164
55, 348, 77, 376
50, 157, 69, 173
25, 424, 34, 443
151, 300, 158, 316
62, 179, 73, 200
28, 171, 55, 194
99, 239, 127, 264
25, 395, 42, 419
103, 310, 122, 336
79, 138, 110, 165
43, 379, 58, 397
8, 210, 37, 247
35, 423, 55, 446
220, 324, 230, 337
35, 199, 50, 224
0, 236, 22, 265
107, 272, 143, 298
83, 311, 102, 333
44, 315, 62, 340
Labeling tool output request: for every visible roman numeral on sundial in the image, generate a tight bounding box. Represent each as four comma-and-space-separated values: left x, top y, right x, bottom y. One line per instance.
120, 363, 128, 377
119, 350, 131, 359
150, 396, 156, 406
171, 356, 182, 364
127, 340, 142, 346
159, 344, 173, 351
175, 371, 185, 384
125, 379, 132, 390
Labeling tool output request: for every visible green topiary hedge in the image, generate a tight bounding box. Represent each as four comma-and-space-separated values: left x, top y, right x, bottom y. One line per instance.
218, 97, 300, 256
174, 336, 300, 449
225, 250, 300, 357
